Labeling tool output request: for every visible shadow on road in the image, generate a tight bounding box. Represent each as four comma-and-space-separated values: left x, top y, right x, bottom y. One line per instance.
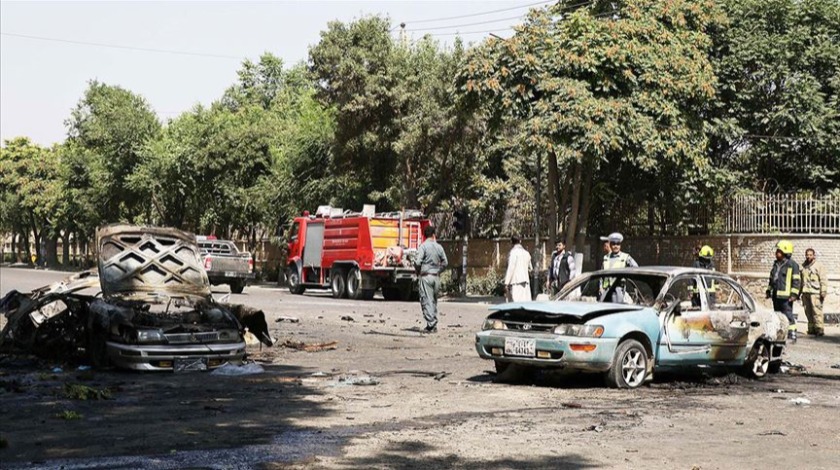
330, 440, 599, 469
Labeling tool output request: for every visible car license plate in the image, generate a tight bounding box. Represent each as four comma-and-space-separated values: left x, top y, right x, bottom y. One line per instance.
504, 338, 536, 357
225, 271, 237, 277
174, 357, 208, 373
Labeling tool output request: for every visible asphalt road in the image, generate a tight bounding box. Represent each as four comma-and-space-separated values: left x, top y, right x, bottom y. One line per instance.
1, 267, 839, 469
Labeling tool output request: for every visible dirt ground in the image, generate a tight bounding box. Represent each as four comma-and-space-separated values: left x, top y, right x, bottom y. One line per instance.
1, 268, 839, 469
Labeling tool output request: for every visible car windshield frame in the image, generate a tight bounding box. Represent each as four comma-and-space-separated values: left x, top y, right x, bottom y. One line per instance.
555, 271, 670, 307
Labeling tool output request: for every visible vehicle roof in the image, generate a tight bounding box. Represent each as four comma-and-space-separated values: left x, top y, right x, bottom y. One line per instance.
589, 266, 726, 277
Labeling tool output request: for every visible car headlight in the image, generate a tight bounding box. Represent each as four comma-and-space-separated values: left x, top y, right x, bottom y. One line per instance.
553, 324, 604, 337
135, 329, 165, 343
482, 319, 507, 330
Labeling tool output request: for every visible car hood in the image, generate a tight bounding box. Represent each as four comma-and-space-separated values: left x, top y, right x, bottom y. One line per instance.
97, 224, 211, 302
489, 301, 645, 322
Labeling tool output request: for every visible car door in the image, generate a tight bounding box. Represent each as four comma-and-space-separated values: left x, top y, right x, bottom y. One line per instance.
657, 274, 715, 366
700, 275, 751, 363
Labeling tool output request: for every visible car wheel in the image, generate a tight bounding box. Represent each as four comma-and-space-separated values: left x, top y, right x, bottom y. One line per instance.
287, 266, 305, 295
494, 360, 510, 375
744, 341, 771, 379
606, 339, 648, 389
331, 269, 347, 299
346, 268, 363, 300
230, 281, 245, 294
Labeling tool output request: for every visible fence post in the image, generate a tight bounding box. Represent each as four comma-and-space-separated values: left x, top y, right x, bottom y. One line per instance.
727, 235, 732, 274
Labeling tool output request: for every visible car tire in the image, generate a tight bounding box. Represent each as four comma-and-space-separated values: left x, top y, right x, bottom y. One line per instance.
346, 267, 363, 300
494, 360, 510, 375
287, 266, 305, 295
361, 289, 376, 300
744, 341, 771, 379
331, 269, 347, 299
230, 281, 245, 294
606, 339, 648, 389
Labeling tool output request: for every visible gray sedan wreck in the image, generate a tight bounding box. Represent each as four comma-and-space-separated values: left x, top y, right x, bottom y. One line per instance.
0, 225, 273, 371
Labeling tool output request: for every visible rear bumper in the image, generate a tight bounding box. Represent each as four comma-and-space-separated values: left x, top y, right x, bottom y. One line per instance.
475, 330, 619, 372
208, 272, 255, 283
106, 341, 247, 371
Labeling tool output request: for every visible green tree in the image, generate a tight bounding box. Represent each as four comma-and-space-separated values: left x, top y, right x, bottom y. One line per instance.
708, 0, 840, 193
66, 80, 161, 222
460, 0, 725, 243
309, 17, 482, 213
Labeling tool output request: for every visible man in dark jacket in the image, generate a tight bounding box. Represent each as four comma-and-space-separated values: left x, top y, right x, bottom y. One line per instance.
548, 239, 575, 295
766, 240, 801, 342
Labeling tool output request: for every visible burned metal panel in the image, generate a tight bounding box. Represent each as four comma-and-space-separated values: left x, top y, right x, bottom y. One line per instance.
97, 224, 210, 302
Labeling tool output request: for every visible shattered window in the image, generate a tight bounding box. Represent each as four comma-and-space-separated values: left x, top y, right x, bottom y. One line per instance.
666, 276, 702, 311
703, 276, 744, 311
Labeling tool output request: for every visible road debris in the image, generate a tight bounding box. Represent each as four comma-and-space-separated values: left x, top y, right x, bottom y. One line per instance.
830, 364, 840, 369
758, 430, 787, 436
338, 375, 379, 386
281, 340, 338, 352
210, 363, 265, 376
587, 423, 606, 433
433, 372, 450, 381
779, 361, 808, 374
340, 315, 355, 322
789, 397, 811, 406
276, 316, 300, 323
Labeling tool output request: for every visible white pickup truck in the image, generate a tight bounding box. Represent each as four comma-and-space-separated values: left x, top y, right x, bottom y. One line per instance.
197, 237, 254, 294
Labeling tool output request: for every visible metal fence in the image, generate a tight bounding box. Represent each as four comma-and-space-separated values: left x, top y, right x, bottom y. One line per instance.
727, 193, 840, 234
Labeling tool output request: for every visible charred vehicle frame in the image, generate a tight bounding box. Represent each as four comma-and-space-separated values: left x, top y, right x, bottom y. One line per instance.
0, 225, 273, 371
475, 267, 788, 388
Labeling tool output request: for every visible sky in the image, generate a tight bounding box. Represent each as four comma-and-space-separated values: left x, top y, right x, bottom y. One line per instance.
0, 0, 547, 146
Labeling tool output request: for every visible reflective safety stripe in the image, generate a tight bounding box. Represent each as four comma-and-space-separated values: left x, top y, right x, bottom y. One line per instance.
788, 324, 797, 331
777, 267, 793, 297
601, 253, 630, 289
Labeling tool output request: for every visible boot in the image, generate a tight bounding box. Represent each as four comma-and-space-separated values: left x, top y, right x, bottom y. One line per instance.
787, 329, 797, 343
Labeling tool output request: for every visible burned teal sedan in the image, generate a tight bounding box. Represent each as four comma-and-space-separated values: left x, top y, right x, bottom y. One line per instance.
475, 267, 788, 388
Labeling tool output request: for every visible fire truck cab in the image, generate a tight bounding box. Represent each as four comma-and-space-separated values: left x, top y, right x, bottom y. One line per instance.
285, 205, 431, 300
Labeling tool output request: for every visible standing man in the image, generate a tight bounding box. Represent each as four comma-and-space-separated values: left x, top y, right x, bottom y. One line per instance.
801, 248, 828, 337
414, 225, 448, 333
766, 240, 801, 342
504, 236, 532, 302
547, 239, 576, 295
601, 232, 638, 303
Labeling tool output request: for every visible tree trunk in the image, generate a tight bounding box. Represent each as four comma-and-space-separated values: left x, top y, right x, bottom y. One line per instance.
575, 163, 595, 254
558, 168, 571, 236
61, 232, 71, 267
565, 161, 583, 248
22, 230, 32, 265
547, 150, 559, 245
46, 235, 59, 268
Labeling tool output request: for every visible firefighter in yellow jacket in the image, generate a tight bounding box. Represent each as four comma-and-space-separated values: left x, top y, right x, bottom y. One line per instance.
766, 240, 801, 342
801, 248, 828, 336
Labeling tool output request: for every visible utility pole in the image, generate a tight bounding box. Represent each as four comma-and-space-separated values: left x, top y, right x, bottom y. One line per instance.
533, 153, 541, 299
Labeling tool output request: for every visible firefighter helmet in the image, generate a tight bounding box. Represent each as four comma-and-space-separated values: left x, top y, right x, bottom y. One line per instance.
776, 240, 794, 255
699, 245, 714, 258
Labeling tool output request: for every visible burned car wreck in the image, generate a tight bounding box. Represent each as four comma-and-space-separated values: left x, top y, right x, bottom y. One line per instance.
475, 267, 788, 388
0, 225, 273, 371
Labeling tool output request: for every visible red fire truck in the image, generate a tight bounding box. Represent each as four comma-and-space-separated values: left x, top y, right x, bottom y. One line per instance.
284, 206, 431, 300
